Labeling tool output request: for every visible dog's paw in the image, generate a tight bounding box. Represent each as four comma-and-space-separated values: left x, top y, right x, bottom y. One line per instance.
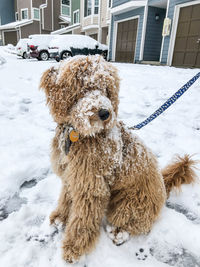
49, 210, 67, 227
106, 225, 130, 246
62, 242, 81, 264
135, 248, 149, 261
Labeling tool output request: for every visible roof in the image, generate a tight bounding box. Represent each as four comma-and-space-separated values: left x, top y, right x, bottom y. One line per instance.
0, 19, 33, 30
59, 16, 71, 24
51, 23, 81, 35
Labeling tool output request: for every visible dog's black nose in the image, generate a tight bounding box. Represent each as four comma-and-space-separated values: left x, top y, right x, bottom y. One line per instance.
98, 109, 110, 121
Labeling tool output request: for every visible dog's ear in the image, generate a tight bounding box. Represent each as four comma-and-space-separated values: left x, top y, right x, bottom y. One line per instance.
39, 67, 58, 103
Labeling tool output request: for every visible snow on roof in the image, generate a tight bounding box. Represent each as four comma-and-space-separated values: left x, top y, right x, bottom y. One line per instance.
59, 16, 71, 23
0, 19, 33, 30
51, 23, 81, 35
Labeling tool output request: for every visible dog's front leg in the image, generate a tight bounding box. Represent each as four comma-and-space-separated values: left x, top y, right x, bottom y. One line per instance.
50, 184, 72, 226
62, 176, 110, 263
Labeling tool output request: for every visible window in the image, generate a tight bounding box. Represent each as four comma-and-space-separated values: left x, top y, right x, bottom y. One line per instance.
33, 8, 40, 20
94, 0, 99, 14
73, 10, 80, 24
15, 12, 19, 21
21, 9, 28, 20
108, 0, 112, 8
61, 0, 70, 16
84, 0, 92, 17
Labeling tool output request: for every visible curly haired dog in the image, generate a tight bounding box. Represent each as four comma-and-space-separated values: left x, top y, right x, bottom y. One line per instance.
40, 55, 197, 263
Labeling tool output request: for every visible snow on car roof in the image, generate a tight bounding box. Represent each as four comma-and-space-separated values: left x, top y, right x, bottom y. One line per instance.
49, 34, 108, 51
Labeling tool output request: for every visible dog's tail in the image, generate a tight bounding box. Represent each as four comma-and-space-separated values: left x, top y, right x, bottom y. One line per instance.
162, 155, 198, 197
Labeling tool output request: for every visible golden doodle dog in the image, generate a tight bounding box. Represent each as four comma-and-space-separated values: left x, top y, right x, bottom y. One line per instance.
40, 55, 197, 263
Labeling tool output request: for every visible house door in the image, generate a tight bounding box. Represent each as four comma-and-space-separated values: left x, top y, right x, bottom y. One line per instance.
172, 3, 200, 68
115, 18, 138, 63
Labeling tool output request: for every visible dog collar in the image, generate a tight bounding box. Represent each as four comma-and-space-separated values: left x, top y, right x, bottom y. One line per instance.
63, 125, 79, 155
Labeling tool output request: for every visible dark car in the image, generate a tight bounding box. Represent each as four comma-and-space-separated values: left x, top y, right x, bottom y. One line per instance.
48, 34, 108, 62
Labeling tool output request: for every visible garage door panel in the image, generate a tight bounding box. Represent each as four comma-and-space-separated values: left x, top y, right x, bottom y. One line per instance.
174, 37, 187, 51
191, 4, 200, 19
115, 18, 138, 63
173, 52, 184, 66
172, 3, 200, 68
179, 6, 192, 21
189, 20, 200, 36
184, 52, 197, 66
186, 37, 199, 50
176, 22, 189, 36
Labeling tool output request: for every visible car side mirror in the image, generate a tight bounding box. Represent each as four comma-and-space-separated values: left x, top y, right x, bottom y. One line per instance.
95, 43, 99, 49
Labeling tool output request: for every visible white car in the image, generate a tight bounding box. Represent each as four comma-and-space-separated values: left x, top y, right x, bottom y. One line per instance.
48, 34, 108, 62
16, 39, 29, 59
27, 34, 58, 61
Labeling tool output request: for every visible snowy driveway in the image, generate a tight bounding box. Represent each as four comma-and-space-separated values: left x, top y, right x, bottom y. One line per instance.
0, 48, 200, 267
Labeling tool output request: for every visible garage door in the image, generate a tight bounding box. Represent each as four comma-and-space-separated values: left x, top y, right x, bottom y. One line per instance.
4, 31, 18, 46
115, 18, 138, 63
172, 4, 200, 68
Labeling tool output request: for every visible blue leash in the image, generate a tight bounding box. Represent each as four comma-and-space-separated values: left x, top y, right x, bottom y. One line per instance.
129, 72, 200, 130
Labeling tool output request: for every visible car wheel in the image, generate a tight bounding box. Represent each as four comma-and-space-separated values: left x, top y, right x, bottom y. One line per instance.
61, 51, 72, 60
23, 52, 28, 59
39, 51, 49, 61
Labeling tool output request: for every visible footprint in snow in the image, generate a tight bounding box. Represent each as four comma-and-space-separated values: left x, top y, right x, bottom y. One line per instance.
135, 248, 149, 261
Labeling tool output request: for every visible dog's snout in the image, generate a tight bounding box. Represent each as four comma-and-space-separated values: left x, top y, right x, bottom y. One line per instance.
98, 109, 110, 121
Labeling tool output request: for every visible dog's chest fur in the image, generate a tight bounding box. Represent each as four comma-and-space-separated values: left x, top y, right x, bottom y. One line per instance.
52, 123, 128, 185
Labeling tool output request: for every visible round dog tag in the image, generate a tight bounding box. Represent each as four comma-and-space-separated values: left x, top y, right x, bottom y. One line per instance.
69, 130, 79, 142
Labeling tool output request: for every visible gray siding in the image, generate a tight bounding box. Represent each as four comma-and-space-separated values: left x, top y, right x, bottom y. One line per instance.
109, 7, 145, 61
161, 0, 197, 64
143, 6, 166, 61
0, 0, 15, 25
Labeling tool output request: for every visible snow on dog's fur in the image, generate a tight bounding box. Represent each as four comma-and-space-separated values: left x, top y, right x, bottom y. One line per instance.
40, 55, 197, 263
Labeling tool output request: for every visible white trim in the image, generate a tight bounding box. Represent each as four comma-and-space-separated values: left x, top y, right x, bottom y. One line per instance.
98, 0, 101, 42
32, 8, 40, 21
167, 0, 200, 66
107, 23, 111, 59
21, 8, 29, 20
112, 15, 140, 62
82, 24, 99, 31
111, 1, 146, 15
31, 0, 33, 18
73, 9, 80, 24
51, 23, 81, 34
139, 3, 148, 61
19, 27, 21, 40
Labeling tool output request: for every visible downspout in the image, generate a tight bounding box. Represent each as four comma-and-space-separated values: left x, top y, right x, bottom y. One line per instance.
52, 0, 54, 31
159, 0, 170, 63
98, 0, 102, 42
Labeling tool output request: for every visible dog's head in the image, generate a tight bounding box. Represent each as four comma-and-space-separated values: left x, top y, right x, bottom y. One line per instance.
40, 55, 120, 136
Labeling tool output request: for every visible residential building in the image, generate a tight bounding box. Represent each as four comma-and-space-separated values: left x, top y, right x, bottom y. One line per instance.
109, 0, 200, 68
0, 0, 15, 45
52, 0, 111, 45
0, 0, 70, 45
52, 0, 81, 35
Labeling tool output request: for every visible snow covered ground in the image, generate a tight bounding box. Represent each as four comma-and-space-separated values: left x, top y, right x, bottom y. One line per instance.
0, 47, 200, 267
